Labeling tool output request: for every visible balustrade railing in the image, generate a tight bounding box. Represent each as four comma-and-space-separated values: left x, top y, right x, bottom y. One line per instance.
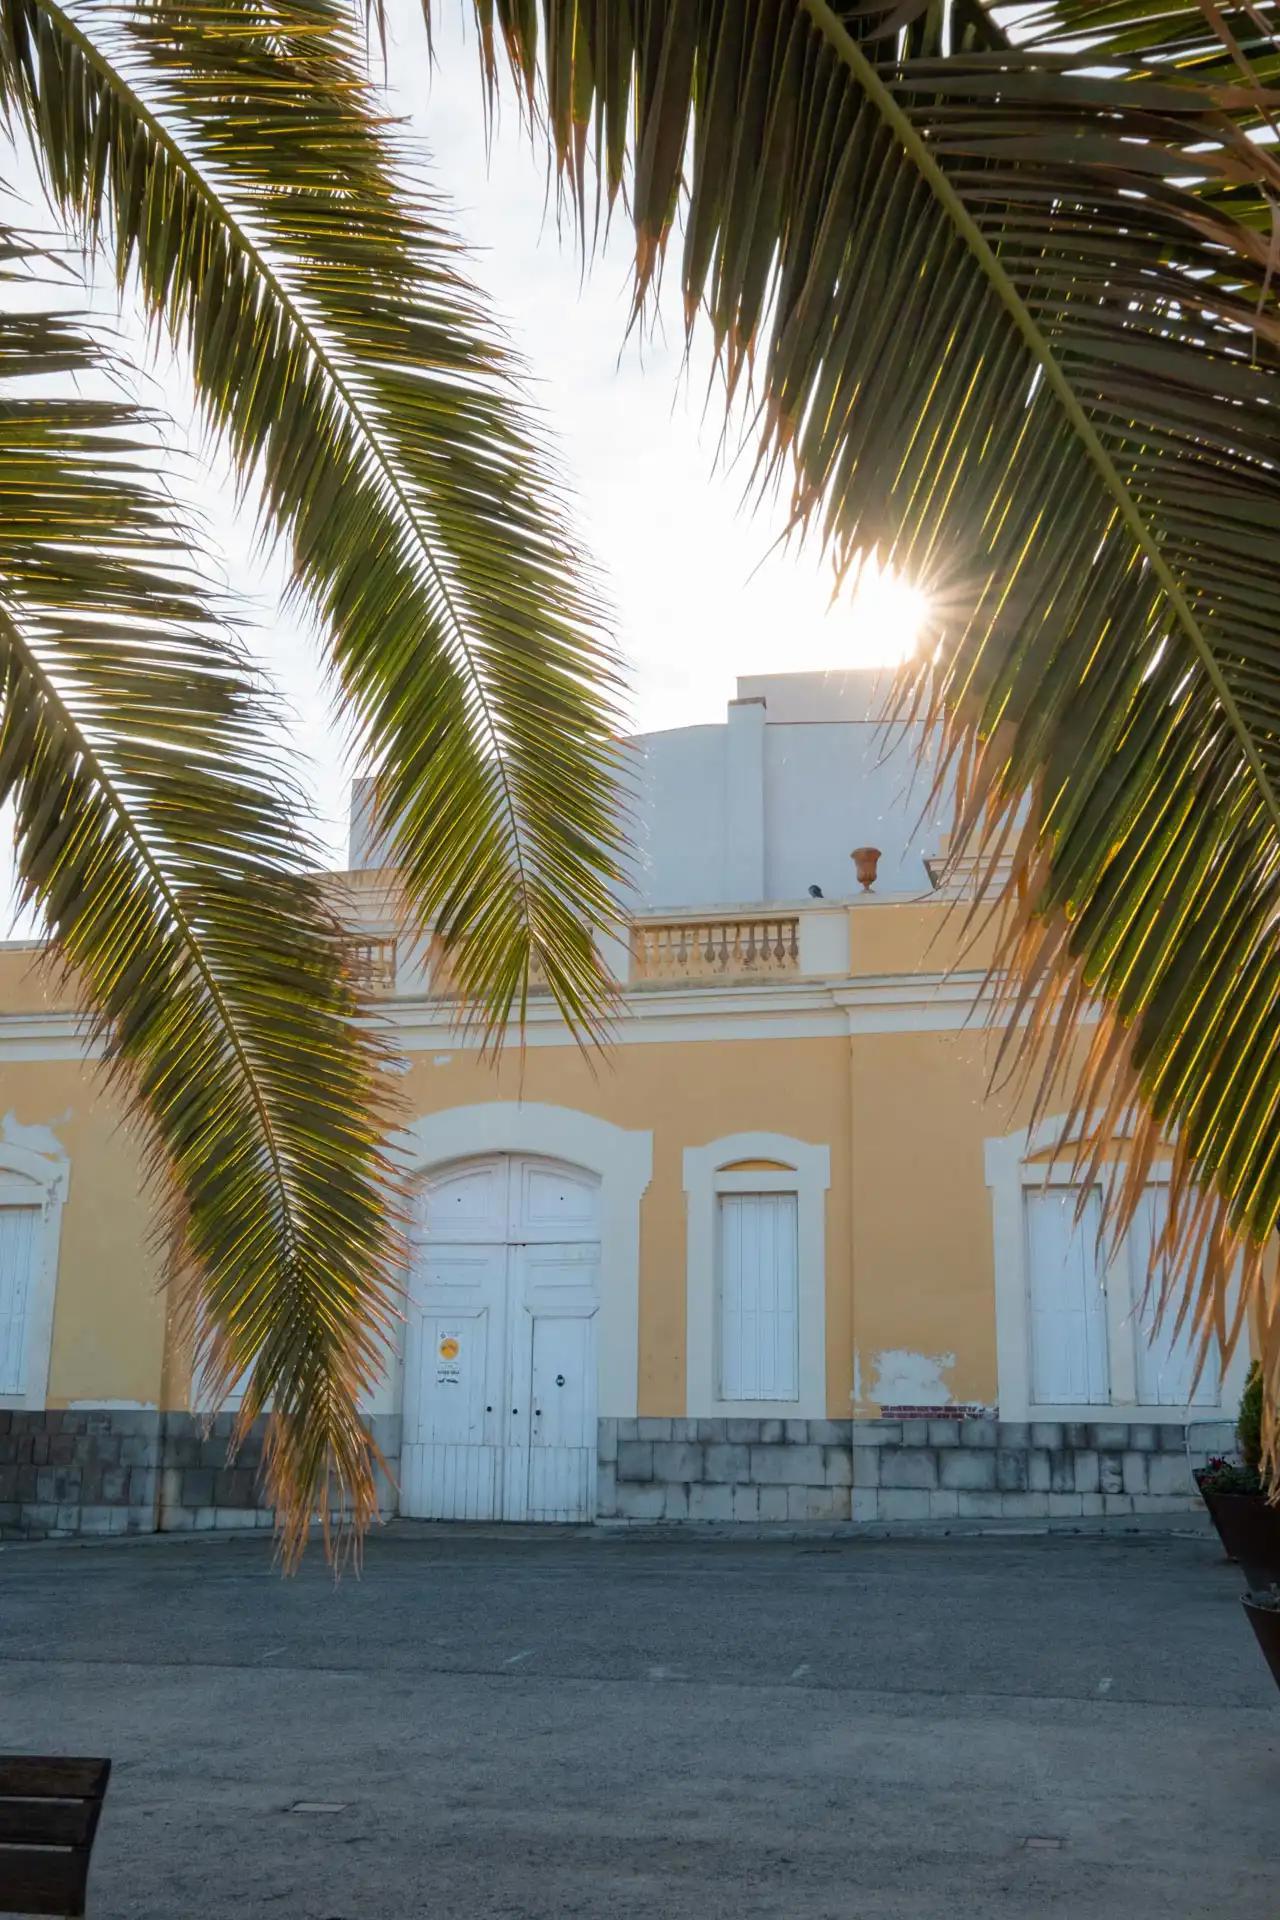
427, 935, 549, 997
631, 915, 800, 984
414, 913, 810, 997
347, 935, 398, 991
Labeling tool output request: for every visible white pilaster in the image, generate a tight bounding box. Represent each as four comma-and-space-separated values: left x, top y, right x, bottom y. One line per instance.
723, 697, 766, 903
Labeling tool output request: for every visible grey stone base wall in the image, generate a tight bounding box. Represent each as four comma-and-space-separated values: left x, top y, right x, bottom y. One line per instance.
598, 1417, 854, 1522
1, 1409, 1230, 1538
598, 1415, 1232, 1524
0, 1410, 399, 1540
847, 1416, 1232, 1522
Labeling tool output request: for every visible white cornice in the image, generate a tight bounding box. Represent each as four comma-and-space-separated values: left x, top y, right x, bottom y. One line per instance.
382, 970, 1008, 1050
0, 969, 1098, 1060
0, 1013, 97, 1060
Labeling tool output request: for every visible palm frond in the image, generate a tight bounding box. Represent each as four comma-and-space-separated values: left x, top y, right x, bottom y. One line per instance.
0, 0, 627, 1034
0, 248, 399, 1561
450, 0, 1280, 1460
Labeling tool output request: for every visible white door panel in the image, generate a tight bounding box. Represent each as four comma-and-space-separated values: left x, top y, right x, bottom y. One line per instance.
410, 1308, 495, 1445
418, 1159, 506, 1242
520, 1239, 601, 1303
0, 1206, 38, 1396
718, 1192, 799, 1403
511, 1159, 599, 1240
1129, 1187, 1221, 1407
414, 1241, 501, 1299
402, 1157, 600, 1522
1025, 1187, 1110, 1405
503, 1288, 532, 1525
506, 1243, 599, 1520
501, 1318, 530, 1523
401, 1244, 507, 1520
527, 1313, 597, 1522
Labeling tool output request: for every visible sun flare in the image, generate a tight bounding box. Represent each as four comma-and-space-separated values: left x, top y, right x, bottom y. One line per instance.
846, 556, 930, 668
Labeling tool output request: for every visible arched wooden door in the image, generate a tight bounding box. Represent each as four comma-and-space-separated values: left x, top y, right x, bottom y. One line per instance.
401, 1154, 600, 1521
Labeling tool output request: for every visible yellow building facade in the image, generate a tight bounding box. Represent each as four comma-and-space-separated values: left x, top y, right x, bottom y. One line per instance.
0, 673, 1241, 1535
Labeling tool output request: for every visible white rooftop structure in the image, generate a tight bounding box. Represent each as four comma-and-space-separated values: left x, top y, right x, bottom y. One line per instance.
623, 669, 947, 911
349, 667, 950, 910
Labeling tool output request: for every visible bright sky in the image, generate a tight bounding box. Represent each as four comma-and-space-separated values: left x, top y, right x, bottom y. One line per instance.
3, 0, 925, 903
406, 7, 923, 734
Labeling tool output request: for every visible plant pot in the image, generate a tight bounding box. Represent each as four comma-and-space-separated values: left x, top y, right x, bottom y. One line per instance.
1242, 1592, 1280, 1693
1199, 1489, 1280, 1589
1196, 1475, 1237, 1562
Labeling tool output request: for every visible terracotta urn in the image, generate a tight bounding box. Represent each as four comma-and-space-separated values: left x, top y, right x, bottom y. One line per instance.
851, 846, 882, 891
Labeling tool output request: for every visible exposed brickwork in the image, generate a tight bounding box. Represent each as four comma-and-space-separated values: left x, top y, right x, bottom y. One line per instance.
876, 1405, 995, 1420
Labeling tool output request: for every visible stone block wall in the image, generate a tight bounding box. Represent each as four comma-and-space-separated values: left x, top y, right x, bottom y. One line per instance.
0, 1410, 399, 1540
848, 1416, 1230, 1523
598, 1417, 854, 1521
598, 1415, 1229, 1525
0, 1408, 1229, 1538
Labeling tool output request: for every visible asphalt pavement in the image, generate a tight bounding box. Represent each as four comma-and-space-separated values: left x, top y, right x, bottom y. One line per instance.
2, 1524, 1275, 1918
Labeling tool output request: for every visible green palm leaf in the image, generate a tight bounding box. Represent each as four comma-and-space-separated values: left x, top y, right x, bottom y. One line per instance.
0, 251, 399, 1561
450, 0, 1280, 1456
0, 0, 627, 1033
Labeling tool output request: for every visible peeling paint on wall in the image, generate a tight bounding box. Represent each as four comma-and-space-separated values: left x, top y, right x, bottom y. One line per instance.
870, 1347, 956, 1408
2, 1108, 70, 1159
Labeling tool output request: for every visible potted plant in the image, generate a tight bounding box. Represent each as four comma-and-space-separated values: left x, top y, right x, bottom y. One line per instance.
1242, 1587, 1280, 1693
1196, 1365, 1280, 1589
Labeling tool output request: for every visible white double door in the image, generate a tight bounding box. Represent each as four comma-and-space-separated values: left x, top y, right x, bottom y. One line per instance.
401, 1154, 600, 1522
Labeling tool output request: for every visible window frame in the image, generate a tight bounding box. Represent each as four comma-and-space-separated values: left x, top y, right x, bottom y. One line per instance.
0, 1141, 70, 1411
715, 1184, 801, 1404
986, 1119, 1250, 1423
683, 1132, 829, 1419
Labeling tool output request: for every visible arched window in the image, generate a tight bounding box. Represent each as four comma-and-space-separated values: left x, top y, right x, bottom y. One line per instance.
683, 1132, 830, 1419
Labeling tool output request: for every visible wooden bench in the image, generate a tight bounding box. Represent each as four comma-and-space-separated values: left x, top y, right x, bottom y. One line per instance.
0, 1759, 111, 1916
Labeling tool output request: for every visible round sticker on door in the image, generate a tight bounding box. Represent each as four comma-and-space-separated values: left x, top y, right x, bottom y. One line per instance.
435, 1330, 462, 1388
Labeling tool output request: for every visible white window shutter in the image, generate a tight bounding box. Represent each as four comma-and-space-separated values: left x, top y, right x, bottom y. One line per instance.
1025, 1187, 1110, 1405
0, 1206, 39, 1396
1129, 1186, 1220, 1407
718, 1192, 799, 1402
